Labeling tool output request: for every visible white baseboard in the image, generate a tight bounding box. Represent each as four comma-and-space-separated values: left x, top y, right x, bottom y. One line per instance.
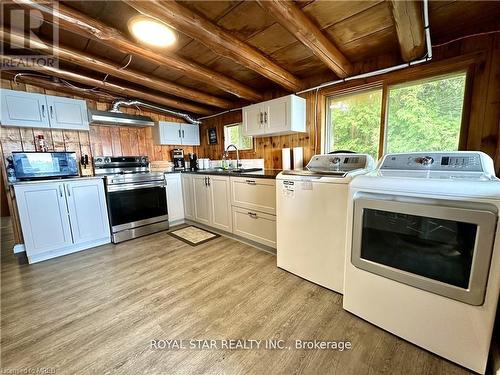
27, 237, 111, 264
13, 243, 26, 254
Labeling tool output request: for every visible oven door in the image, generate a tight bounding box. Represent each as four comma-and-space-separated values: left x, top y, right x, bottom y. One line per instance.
107, 182, 168, 232
352, 193, 497, 305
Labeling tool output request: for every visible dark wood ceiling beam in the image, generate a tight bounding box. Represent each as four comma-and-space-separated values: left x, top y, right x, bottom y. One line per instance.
12, 0, 263, 102
125, 0, 304, 92
1, 71, 114, 103
0, 56, 213, 115
389, 0, 426, 61
1, 28, 233, 109
256, 0, 353, 78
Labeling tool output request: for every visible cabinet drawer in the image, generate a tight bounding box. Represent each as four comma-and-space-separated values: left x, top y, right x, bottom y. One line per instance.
230, 177, 276, 215
232, 207, 276, 248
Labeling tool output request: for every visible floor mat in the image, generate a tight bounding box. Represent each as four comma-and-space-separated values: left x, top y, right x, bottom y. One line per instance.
168, 226, 220, 246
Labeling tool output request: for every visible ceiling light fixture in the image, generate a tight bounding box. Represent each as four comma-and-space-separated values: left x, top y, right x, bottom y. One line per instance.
128, 16, 176, 48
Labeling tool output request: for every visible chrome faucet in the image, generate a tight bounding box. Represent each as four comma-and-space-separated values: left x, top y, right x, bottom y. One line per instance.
225, 144, 240, 170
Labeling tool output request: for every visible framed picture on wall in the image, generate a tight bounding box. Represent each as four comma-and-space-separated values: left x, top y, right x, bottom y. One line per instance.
208, 128, 218, 145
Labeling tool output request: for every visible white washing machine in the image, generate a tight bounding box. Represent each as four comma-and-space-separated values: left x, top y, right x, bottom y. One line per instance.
343, 151, 500, 374
276, 153, 374, 293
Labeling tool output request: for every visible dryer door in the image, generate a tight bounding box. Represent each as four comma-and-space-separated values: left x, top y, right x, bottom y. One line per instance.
351, 193, 497, 305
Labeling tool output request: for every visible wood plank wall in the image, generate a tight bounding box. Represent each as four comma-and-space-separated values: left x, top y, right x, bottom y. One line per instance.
0, 78, 196, 164
197, 35, 500, 174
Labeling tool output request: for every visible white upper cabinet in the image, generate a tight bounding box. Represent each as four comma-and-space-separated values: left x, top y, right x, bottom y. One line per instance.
242, 94, 306, 137
154, 121, 200, 146
181, 123, 201, 146
0, 89, 50, 128
45, 95, 89, 130
0, 89, 89, 130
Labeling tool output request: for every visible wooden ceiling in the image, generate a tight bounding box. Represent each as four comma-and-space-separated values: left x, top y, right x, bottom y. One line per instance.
2, 0, 500, 116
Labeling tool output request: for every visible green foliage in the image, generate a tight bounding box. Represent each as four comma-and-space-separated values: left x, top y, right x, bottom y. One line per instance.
328, 73, 466, 159
386, 74, 466, 153
224, 123, 253, 150
329, 90, 382, 159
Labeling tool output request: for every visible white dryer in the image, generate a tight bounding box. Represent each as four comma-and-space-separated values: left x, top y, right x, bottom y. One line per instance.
343, 151, 500, 374
276, 153, 374, 293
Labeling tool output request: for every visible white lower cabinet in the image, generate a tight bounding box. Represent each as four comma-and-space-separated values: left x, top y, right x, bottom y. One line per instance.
232, 206, 276, 248
182, 174, 195, 220
165, 173, 185, 224
193, 175, 212, 225
14, 178, 110, 263
181, 173, 276, 248
209, 175, 232, 232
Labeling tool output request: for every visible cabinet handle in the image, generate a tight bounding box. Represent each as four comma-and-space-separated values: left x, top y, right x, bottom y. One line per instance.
59, 184, 63, 197
182, 130, 185, 138
247, 212, 258, 219
207, 177, 210, 186
178, 129, 181, 138
41, 104, 46, 118
259, 112, 263, 126
204, 177, 207, 186
49, 105, 54, 118
264, 111, 268, 124
66, 184, 70, 196
245, 180, 256, 185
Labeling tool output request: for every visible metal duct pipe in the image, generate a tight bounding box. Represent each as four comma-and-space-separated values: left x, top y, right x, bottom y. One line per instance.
111, 100, 201, 125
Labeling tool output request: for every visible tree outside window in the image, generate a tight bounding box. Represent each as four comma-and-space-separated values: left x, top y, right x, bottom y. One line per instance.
224, 123, 253, 150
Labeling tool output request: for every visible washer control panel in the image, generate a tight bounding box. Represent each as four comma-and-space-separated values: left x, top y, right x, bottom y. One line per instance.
306, 153, 374, 173
380, 152, 484, 172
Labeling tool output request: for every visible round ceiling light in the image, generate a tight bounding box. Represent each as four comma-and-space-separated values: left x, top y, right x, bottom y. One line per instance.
128, 16, 176, 48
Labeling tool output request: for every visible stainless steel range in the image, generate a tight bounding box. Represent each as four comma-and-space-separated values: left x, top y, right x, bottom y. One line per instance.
94, 156, 168, 243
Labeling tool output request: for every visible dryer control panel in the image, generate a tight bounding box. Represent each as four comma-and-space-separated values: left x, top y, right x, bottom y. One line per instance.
380, 152, 491, 173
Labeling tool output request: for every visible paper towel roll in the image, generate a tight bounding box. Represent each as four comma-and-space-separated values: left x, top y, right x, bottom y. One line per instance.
282, 148, 291, 170
293, 147, 303, 170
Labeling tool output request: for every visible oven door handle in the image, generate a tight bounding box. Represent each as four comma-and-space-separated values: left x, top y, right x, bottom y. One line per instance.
107, 182, 166, 192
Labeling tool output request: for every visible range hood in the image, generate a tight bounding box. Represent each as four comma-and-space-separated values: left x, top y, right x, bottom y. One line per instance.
88, 109, 155, 127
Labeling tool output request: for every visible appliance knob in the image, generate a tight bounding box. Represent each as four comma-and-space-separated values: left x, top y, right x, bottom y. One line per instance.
96, 158, 103, 163
417, 156, 434, 166
104, 157, 111, 163
141, 156, 148, 163
331, 157, 341, 164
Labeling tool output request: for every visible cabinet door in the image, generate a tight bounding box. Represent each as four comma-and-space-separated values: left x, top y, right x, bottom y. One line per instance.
65, 179, 110, 244
232, 206, 276, 248
182, 174, 195, 220
192, 175, 211, 225
180, 124, 200, 146
209, 175, 232, 232
159, 121, 182, 145
165, 173, 185, 223
45, 95, 89, 130
243, 104, 263, 136
0, 89, 50, 128
265, 97, 288, 134
14, 183, 72, 255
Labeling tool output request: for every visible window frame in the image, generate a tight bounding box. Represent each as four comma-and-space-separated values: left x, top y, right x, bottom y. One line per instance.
223, 122, 254, 151
322, 61, 474, 160
325, 84, 384, 159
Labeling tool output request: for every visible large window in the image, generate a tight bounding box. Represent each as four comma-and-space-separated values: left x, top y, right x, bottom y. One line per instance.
224, 123, 253, 150
385, 73, 466, 153
325, 72, 467, 159
326, 88, 382, 159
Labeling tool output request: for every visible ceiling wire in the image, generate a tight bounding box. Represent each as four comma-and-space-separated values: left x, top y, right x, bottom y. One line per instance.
431, 29, 500, 48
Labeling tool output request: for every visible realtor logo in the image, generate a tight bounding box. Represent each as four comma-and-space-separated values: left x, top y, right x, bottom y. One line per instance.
1, 1, 59, 70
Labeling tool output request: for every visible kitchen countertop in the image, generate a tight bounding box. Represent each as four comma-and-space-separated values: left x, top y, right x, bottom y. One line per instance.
165, 169, 282, 179
9, 176, 105, 186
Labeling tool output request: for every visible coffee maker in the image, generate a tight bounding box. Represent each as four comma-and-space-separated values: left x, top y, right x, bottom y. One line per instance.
172, 149, 185, 171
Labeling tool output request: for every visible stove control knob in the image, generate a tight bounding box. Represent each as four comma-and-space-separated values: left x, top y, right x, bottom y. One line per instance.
417, 156, 434, 166
141, 156, 148, 163
95, 157, 103, 163
104, 157, 111, 163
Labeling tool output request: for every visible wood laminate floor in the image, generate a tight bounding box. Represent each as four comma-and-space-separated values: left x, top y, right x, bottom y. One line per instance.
1, 218, 472, 374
